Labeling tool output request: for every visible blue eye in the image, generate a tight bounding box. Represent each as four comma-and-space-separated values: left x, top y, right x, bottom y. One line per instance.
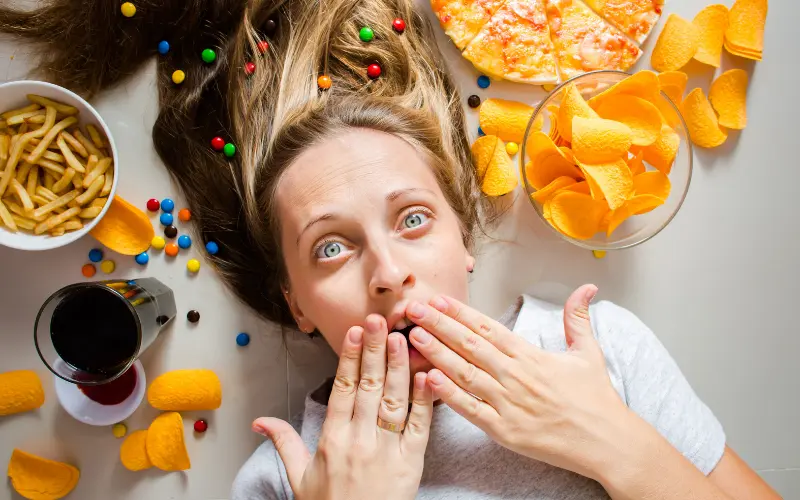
403, 212, 428, 229
317, 241, 343, 259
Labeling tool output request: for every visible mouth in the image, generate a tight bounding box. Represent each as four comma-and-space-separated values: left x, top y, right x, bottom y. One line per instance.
390, 317, 418, 340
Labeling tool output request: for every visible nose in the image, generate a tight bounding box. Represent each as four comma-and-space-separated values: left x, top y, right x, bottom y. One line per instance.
368, 245, 416, 298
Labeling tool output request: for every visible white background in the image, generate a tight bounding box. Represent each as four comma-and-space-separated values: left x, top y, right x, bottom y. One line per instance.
1, 0, 798, 498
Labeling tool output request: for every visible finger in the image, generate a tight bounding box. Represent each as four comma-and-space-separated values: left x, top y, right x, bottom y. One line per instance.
253, 417, 311, 492
408, 326, 503, 403
426, 369, 500, 433
563, 284, 599, 351
326, 326, 364, 423
353, 314, 388, 425
406, 301, 508, 378
378, 332, 411, 434
402, 372, 434, 454
428, 295, 523, 357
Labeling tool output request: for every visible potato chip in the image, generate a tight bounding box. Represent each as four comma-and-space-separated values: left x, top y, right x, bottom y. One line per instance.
147, 369, 222, 411
548, 191, 609, 240
633, 170, 671, 201
692, 5, 729, 67
572, 117, 632, 164
563, 181, 591, 195
146, 412, 191, 472
479, 98, 535, 144
8, 449, 80, 500
120, 430, 152, 472
639, 124, 681, 174
531, 176, 577, 204
542, 200, 552, 221
0, 370, 45, 416
725, 0, 767, 58
607, 194, 665, 236
658, 71, 689, 95
594, 95, 662, 146
650, 14, 700, 72
681, 88, 728, 148
588, 70, 661, 108
724, 40, 762, 60
524, 131, 582, 189
557, 83, 598, 142
709, 69, 748, 130
576, 158, 633, 210
471, 135, 519, 196
627, 150, 646, 176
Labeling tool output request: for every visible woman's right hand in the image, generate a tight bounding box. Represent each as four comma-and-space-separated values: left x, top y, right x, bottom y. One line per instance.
252, 315, 434, 500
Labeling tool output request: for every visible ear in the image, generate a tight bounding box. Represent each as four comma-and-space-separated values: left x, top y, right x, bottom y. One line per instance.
465, 252, 475, 273
283, 288, 316, 334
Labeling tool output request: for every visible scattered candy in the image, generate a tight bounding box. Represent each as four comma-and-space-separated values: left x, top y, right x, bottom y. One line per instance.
505, 141, 519, 156
223, 143, 236, 158
359, 26, 375, 42
592, 250, 607, 259
165, 243, 179, 257
201, 48, 217, 64
147, 369, 222, 410
477, 126, 485, 137
392, 18, 406, 33
121, 2, 136, 17
236, 332, 250, 346
205, 241, 219, 255
257, 40, 269, 54
160, 198, 175, 212
178, 235, 192, 249
467, 95, 481, 108
113, 423, 128, 438
187, 310, 200, 323
135, 252, 149, 265
187, 259, 201, 273
127, 280, 137, 286
101, 260, 116, 274
151, 236, 166, 249
264, 18, 277, 36
88, 248, 103, 262
164, 225, 178, 239
367, 63, 381, 79
477, 75, 490, 89
160, 212, 174, 226
317, 75, 332, 90
244, 62, 256, 75
146, 198, 160, 212
178, 208, 191, 222
172, 70, 185, 85
81, 264, 96, 278
211, 137, 225, 151
158, 41, 169, 55
194, 419, 208, 433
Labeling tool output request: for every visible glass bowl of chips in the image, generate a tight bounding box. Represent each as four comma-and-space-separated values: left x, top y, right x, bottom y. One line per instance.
520, 70, 692, 251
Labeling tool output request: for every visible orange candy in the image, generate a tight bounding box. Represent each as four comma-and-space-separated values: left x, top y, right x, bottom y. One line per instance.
178, 209, 191, 222
317, 75, 332, 90
81, 264, 96, 278
165, 243, 179, 257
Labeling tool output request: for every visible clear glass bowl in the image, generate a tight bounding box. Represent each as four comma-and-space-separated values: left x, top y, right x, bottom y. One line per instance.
520, 70, 693, 251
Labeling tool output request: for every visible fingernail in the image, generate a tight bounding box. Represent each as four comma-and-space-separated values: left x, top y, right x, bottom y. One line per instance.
349, 327, 363, 344
388, 335, 400, 354
408, 302, 426, 320
411, 327, 432, 345
430, 296, 448, 312
428, 370, 444, 385
252, 424, 268, 437
585, 286, 598, 304
414, 372, 426, 391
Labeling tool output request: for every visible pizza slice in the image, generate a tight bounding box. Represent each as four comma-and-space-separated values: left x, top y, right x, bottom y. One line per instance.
430, 0, 509, 50
462, 0, 559, 84
582, 0, 663, 44
545, 0, 642, 82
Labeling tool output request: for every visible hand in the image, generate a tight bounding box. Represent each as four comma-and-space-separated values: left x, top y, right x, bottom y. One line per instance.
405, 285, 642, 482
253, 315, 434, 500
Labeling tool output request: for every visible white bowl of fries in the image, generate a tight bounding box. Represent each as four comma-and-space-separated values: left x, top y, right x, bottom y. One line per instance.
0, 80, 118, 251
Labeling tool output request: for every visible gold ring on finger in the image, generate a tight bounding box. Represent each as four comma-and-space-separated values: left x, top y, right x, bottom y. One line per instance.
376, 416, 405, 433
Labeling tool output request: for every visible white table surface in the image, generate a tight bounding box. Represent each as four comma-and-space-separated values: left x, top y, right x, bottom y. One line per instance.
1, 0, 798, 498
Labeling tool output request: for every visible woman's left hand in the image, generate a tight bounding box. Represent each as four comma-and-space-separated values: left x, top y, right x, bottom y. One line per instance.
404, 285, 651, 483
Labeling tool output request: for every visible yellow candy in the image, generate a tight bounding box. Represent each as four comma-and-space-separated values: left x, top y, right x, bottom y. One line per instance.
172, 70, 186, 85
505, 142, 519, 156
8, 449, 80, 500
150, 236, 166, 250
186, 259, 201, 273
147, 369, 222, 411
592, 250, 607, 259
100, 260, 115, 274
113, 423, 128, 438
0, 370, 45, 416
120, 2, 136, 17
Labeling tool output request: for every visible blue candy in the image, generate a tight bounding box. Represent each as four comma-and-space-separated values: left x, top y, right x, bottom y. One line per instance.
177, 234, 192, 249
205, 241, 219, 255
160, 198, 175, 212
88, 248, 103, 262
478, 126, 485, 137
160, 212, 174, 226
236, 332, 250, 347
135, 252, 149, 265
477, 75, 490, 89
158, 40, 170, 55
127, 280, 137, 286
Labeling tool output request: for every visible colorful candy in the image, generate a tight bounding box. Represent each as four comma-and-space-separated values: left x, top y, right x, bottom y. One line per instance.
223, 143, 236, 158
101, 260, 116, 274
201, 48, 217, 64
88, 248, 103, 262
135, 252, 149, 265
177, 235, 192, 249
158, 41, 170, 55
393, 18, 406, 33
477, 75, 490, 89
236, 332, 250, 346
151, 236, 166, 249
165, 243, 179, 257
257, 40, 269, 54
264, 18, 277, 36
186, 259, 201, 273
160, 213, 174, 226
187, 310, 200, 323
210, 137, 225, 151
172, 70, 186, 85
146, 198, 160, 212
478, 126, 485, 137
121, 2, 136, 17
505, 142, 519, 156
367, 63, 382, 79
244, 62, 256, 75
205, 241, 219, 255
164, 225, 178, 239
359, 27, 374, 42
81, 264, 96, 278
194, 419, 208, 433
317, 75, 332, 90
592, 250, 607, 259
160, 198, 175, 212
112, 423, 128, 438
178, 209, 191, 222
468, 95, 481, 108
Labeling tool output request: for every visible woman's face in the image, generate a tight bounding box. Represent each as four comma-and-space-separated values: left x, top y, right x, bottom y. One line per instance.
276, 128, 473, 374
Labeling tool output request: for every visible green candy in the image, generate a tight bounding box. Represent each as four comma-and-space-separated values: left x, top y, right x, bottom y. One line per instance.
223, 143, 236, 158
201, 48, 217, 64
359, 27, 374, 42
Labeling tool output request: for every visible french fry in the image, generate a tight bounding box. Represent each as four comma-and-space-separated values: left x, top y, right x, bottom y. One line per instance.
84, 155, 98, 175
25, 107, 57, 140
57, 135, 86, 173
60, 220, 83, 231
43, 172, 55, 190
72, 172, 83, 190
35, 206, 81, 234
33, 189, 78, 218
26, 95, 79, 116
35, 186, 58, 202
1, 103, 40, 121
6, 110, 45, 125
73, 129, 104, 158
0, 198, 17, 231
60, 131, 87, 158
52, 168, 76, 194
9, 178, 34, 212
31, 195, 62, 214
15, 162, 33, 184
49, 227, 66, 236
5, 199, 46, 221
26, 166, 39, 196
0, 133, 31, 196
83, 157, 111, 188
74, 175, 104, 206
37, 159, 65, 176
0, 119, 6, 129
91, 197, 108, 208
79, 206, 103, 219
23, 143, 65, 163
0, 134, 9, 161
11, 214, 36, 230
18, 123, 28, 134
86, 124, 105, 149
27, 114, 47, 125
100, 169, 113, 197
26, 114, 76, 164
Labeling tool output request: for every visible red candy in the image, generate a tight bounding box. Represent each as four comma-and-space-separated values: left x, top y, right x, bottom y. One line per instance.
392, 18, 406, 33
194, 419, 208, 433
146, 199, 160, 212
211, 136, 225, 151
367, 63, 381, 79
257, 40, 269, 54
244, 62, 256, 75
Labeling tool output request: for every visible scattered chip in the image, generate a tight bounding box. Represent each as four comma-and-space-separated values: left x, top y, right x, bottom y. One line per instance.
639, 124, 681, 174
471, 135, 519, 196
557, 83, 598, 142
531, 176, 577, 204
0, 370, 45, 416
692, 5, 729, 67
607, 194, 665, 236
576, 158, 634, 210
8, 449, 79, 500
120, 430, 152, 472
146, 412, 191, 472
548, 191, 609, 240
681, 88, 728, 148
479, 98, 535, 144
594, 95, 662, 146
650, 14, 700, 72
657, 71, 689, 94
725, 0, 767, 60
147, 369, 222, 411
572, 117, 632, 164
589, 70, 660, 108
633, 170, 671, 201
709, 69, 748, 130
524, 131, 583, 189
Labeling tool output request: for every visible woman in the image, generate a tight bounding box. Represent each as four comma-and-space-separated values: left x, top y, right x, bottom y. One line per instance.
1, 0, 780, 498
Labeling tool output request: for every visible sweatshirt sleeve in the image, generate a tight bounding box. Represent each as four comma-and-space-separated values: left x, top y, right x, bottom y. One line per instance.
231, 440, 291, 500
